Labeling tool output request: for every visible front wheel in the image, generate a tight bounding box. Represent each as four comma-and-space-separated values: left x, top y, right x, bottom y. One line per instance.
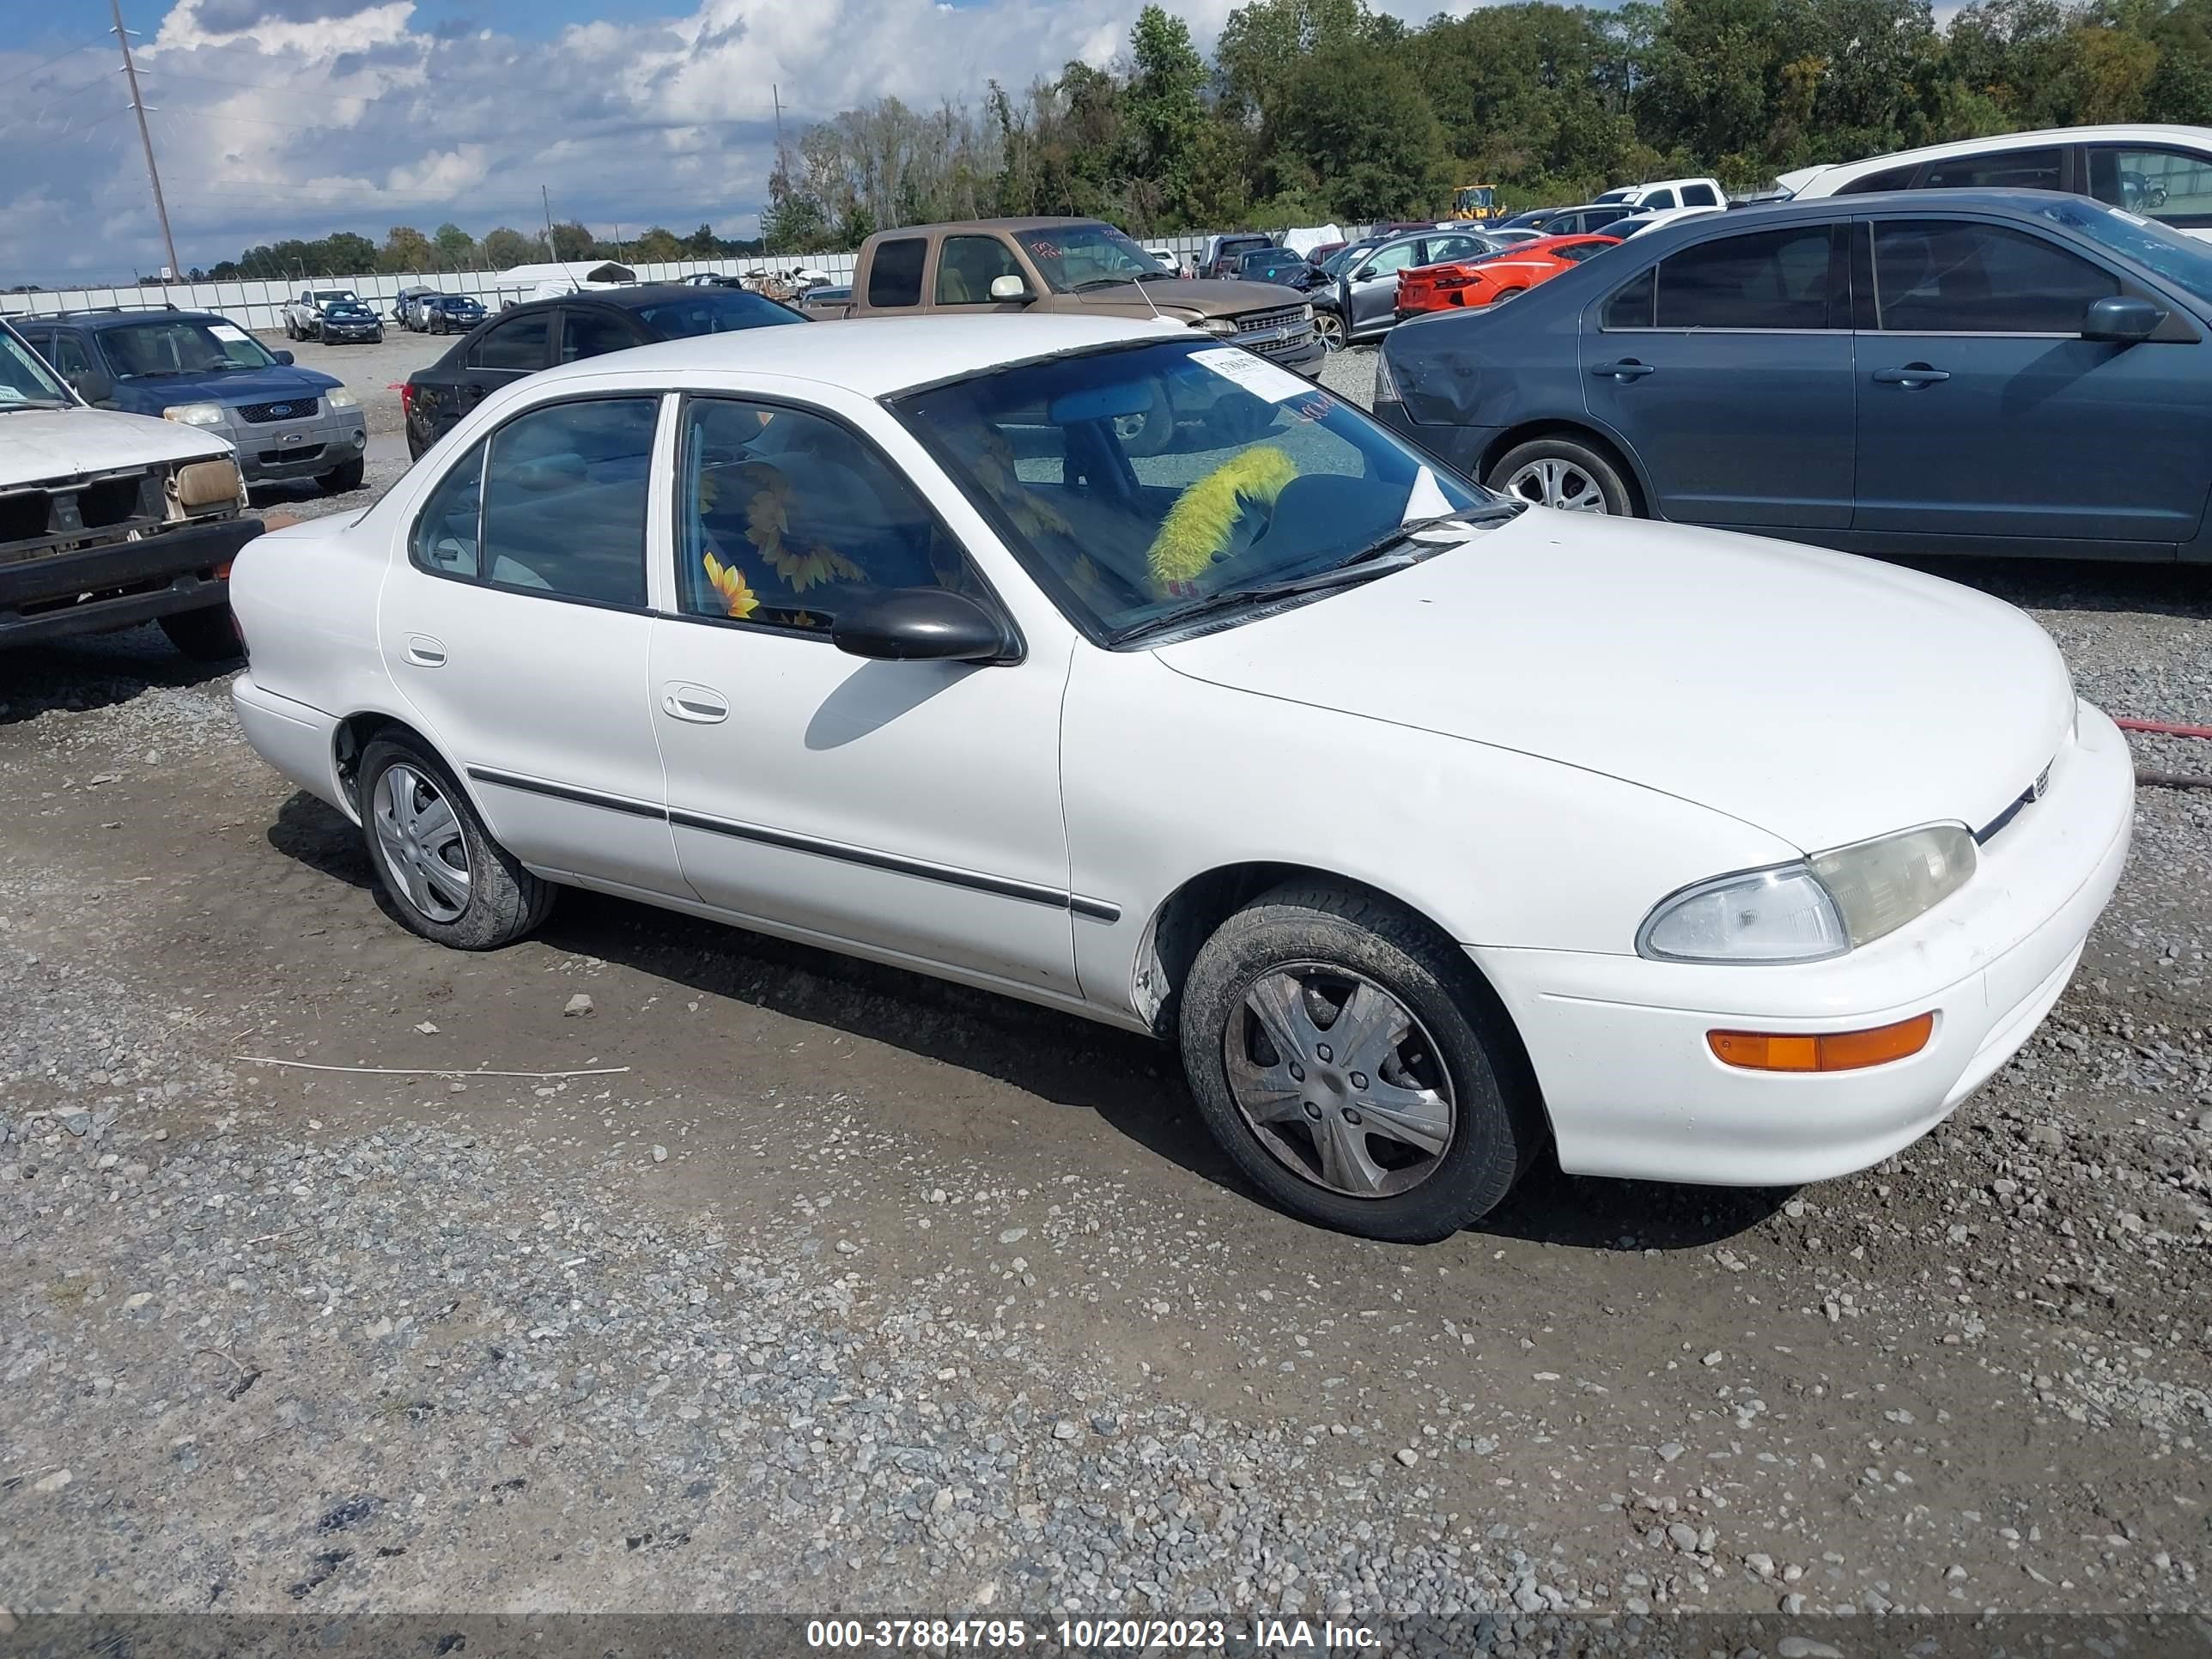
1484, 436, 1633, 515
158, 605, 242, 662
1178, 880, 1538, 1242
357, 735, 556, 950
1313, 310, 1346, 350
317, 457, 366, 494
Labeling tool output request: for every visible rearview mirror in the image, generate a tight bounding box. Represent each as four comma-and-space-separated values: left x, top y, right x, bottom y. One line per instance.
832, 587, 1011, 664
989, 274, 1034, 303
2081, 295, 2164, 344
271, 349, 295, 365
68, 368, 115, 405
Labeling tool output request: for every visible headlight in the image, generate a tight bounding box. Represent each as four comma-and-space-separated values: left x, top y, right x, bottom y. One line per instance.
1639, 824, 1976, 964
1812, 824, 1977, 948
326, 387, 359, 409
163, 402, 225, 427
1198, 317, 1239, 337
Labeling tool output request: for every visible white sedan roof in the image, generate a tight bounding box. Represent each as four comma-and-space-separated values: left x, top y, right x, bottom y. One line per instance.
533, 313, 1186, 399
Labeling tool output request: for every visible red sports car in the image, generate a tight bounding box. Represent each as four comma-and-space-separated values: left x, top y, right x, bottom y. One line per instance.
1395, 234, 1621, 319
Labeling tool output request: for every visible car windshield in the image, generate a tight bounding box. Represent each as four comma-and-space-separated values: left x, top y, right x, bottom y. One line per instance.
100, 318, 276, 377
629, 289, 807, 336
890, 338, 1497, 642
0, 328, 70, 407
1320, 242, 1375, 276
2033, 196, 2212, 307
1012, 224, 1167, 292
312, 291, 354, 304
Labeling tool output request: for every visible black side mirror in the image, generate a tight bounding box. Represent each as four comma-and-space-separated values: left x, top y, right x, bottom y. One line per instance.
68, 369, 115, 405
831, 587, 1012, 664
271, 349, 295, 365
2082, 295, 2164, 344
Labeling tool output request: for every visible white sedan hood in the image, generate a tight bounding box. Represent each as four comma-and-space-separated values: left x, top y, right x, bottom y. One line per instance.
0, 406, 233, 484
1151, 511, 2076, 853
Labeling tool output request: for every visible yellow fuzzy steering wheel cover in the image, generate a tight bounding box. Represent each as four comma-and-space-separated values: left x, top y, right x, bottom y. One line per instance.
1146, 445, 1299, 596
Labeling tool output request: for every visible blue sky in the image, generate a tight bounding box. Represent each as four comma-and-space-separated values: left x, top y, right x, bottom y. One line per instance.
0, 0, 1449, 284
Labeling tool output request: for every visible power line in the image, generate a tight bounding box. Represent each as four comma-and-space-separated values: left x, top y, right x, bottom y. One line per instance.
0, 32, 106, 93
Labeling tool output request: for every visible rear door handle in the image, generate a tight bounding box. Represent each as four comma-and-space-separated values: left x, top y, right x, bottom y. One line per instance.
1872, 364, 1949, 387
404, 635, 447, 667
662, 683, 729, 724
1589, 360, 1656, 380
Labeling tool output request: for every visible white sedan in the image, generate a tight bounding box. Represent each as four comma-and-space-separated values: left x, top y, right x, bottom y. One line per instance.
228, 314, 2133, 1241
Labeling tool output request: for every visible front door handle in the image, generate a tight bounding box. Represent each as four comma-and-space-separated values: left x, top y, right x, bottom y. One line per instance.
662, 684, 729, 724
1872, 363, 1949, 387
1589, 359, 1656, 380
404, 635, 447, 667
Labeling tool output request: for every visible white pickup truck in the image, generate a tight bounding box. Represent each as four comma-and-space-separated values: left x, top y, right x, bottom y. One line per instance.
1, 317, 262, 658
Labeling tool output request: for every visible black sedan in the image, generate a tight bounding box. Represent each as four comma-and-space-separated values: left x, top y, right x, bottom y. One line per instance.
315, 300, 384, 343
410, 293, 488, 335
401, 284, 806, 458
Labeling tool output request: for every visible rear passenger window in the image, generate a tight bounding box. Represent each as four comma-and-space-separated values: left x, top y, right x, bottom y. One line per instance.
411, 440, 487, 577
1680, 184, 1718, 207
869, 239, 927, 308
560, 308, 635, 362
1873, 220, 2118, 333
1602, 267, 1655, 328
1655, 227, 1832, 329
1835, 161, 1921, 196
469, 313, 550, 371
1920, 148, 2062, 191
479, 399, 659, 607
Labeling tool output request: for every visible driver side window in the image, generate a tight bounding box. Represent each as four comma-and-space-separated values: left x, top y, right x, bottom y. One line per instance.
676, 398, 977, 633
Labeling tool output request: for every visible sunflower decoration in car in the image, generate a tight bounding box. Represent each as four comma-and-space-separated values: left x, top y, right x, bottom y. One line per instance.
696, 456, 860, 623
1146, 445, 1298, 599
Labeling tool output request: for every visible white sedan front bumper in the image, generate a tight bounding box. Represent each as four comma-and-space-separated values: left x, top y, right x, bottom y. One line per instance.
1474, 701, 2135, 1189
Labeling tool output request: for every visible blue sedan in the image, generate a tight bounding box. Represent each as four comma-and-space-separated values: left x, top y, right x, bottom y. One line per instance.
1375, 189, 2212, 562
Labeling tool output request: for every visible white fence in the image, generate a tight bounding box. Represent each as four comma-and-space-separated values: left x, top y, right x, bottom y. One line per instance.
0, 229, 1368, 335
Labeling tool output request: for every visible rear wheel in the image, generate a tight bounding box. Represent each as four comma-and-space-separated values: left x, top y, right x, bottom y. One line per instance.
1491, 286, 1527, 304
158, 605, 242, 662
357, 735, 555, 950
1485, 436, 1633, 515
1178, 879, 1538, 1242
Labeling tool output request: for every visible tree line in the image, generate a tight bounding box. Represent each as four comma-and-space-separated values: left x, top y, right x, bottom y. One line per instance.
763, 0, 2212, 247
168, 222, 766, 285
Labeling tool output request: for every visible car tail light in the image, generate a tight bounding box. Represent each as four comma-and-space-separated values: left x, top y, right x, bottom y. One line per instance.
1433, 272, 1475, 290
399, 382, 416, 417
1706, 1012, 1935, 1073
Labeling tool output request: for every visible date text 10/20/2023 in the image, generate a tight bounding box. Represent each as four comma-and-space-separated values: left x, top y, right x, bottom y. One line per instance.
805, 1619, 1382, 1650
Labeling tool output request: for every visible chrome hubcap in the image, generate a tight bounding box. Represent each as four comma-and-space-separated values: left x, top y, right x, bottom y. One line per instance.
1502, 457, 1608, 513
372, 763, 471, 923
1223, 964, 1455, 1199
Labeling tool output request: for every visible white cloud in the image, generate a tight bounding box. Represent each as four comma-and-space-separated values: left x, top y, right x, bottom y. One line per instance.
0, 0, 1477, 284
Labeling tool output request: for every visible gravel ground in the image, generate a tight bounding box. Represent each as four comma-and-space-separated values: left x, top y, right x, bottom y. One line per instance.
2, 340, 2208, 1646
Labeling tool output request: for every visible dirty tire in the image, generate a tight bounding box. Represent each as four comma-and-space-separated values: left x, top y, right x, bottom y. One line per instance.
318, 457, 367, 494
356, 734, 556, 951
1179, 878, 1538, 1242
158, 604, 241, 662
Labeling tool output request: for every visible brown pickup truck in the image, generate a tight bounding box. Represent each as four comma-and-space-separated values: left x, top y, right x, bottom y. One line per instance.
819, 217, 1327, 376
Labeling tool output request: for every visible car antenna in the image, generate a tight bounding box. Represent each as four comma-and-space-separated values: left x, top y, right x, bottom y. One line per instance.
1133, 250, 1164, 320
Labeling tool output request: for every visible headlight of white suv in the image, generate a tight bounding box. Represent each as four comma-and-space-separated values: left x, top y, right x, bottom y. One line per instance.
1638, 824, 1977, 964
326, 387, 359, 409
163, 402, 225, 427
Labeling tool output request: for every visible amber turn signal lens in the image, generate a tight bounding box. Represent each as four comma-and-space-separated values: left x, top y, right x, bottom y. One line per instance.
1707, 1012, 1935, 1073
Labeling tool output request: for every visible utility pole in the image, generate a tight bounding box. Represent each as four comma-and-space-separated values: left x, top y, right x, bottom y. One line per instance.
111, 0, 180, 283
772, 84, 786, 162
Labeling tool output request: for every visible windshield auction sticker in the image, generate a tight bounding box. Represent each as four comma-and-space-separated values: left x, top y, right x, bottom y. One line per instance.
1190, 346, 1312, 403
